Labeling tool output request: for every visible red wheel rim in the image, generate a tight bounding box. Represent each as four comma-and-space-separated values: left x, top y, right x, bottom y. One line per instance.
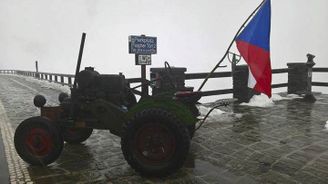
25, 128, 53, 157
134, 123, 176, 165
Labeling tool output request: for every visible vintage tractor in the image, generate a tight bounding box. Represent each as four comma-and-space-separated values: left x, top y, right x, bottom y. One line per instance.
14, 33, 202, 177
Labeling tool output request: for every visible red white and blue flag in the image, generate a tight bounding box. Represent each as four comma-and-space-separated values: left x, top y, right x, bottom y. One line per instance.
236, 0, 272, 98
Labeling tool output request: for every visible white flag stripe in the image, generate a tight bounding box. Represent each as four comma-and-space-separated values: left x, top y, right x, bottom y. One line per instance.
248, 67, 256, 88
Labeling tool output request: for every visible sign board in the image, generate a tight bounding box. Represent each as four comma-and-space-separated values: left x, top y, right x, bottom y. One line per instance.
136, 55, 151, 65
129, 35, 157, 55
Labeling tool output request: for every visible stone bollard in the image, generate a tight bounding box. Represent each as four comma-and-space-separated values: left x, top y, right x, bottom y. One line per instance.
287, 53, 316, 102
233, 65, 255, 103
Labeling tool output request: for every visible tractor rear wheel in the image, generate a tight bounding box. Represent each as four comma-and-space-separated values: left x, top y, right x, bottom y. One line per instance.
62, 127, 93, 144
14, 117, 63, 166
121, 108, 190, 177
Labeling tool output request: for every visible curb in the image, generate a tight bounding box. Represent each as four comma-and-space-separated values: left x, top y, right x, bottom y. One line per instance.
0, 100, 32, 183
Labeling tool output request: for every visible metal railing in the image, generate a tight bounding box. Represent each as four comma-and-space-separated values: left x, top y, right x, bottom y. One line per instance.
184, 68, 290, 96
0, 70, 143, 87
0, 70, 16, 74
1, 67, 327, 96
312, 68, 328, 87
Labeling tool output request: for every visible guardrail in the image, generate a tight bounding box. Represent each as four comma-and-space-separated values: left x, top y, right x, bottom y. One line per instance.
0, 70, 144, 87
184, 68, 290, 96
16, 71, 76, 86
312, 68, 328, 87
1, 66, 327, 98
0, 70, 16, 74
0, 69, 289, 95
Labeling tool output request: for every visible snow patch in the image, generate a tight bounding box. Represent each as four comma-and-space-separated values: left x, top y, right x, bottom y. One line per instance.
325, 121, 328, 130
241, 94, 274, 107
286, 94, 303, 99
233, 113, 243, 119
197, 105, 225, 122
15, 75, 70, 94
271, 94, 288, 101
198, 105, 224, 117
240, 93, 305, 107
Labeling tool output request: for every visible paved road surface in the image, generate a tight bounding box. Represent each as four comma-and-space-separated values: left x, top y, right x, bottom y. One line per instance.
1, 74, 328, 183
0, 128, 9, 183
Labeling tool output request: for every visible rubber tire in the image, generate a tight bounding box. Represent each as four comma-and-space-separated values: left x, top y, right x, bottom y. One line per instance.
14, 116, 64, 166
62, 127, 93, 144
121, 108, 190, 177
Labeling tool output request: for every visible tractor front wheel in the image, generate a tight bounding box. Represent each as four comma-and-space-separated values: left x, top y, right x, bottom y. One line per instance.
14, 117, 63, 166
121, 108, 190, 177
62, 127, 93, 144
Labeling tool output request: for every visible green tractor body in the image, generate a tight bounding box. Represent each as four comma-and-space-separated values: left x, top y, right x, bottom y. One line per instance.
14, 33, 202, 177
14, 66, 201, 177
54, 66, 199, 136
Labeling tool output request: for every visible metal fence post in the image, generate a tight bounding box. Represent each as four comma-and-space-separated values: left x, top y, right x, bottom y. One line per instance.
60, 76, 64, 85
68, 77, 72, 86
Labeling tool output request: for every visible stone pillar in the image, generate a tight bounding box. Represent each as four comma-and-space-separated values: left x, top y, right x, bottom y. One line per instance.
287, 54, 316, 102
233, 65, 254, 103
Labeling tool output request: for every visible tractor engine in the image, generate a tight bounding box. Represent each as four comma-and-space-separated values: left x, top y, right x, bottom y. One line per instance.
60, 67, 136, 121
75, 67, 128, 104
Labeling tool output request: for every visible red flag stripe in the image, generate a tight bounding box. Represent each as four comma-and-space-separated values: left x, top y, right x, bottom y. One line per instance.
236, 40, 272, 97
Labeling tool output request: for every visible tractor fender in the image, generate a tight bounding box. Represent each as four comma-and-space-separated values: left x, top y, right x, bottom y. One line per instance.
126, 98, 197, 126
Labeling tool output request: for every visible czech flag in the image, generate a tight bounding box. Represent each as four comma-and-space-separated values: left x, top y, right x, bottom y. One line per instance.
236, 0, 272, 98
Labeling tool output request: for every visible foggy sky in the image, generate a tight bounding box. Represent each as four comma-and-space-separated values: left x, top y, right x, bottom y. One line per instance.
1, 0, 327, 98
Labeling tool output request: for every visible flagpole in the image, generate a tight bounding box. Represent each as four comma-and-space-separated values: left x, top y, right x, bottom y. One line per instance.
197, 0, 266, 92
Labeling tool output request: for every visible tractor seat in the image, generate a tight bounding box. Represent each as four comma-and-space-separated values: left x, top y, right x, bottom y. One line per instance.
174, 91, 202, 104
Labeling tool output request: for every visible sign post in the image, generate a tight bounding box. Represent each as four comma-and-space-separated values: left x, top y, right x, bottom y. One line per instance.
129, 35, 157, 97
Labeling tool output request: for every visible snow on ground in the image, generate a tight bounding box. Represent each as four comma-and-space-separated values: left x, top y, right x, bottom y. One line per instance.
197, 105, 225, 122
241, 94, 274, 107
271, 94, 289, 101
197, 104, 243, 123
197, 93, 303, 122
198, 105, 224, 117
325, 121, 328, 130
241, 93, 303, 108
13, 75, 70, 94
286, 94, 303, 99
197, 104, 244, 123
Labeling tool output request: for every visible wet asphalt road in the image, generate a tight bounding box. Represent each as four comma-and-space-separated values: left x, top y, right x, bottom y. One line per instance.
1, 74, 328, 183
